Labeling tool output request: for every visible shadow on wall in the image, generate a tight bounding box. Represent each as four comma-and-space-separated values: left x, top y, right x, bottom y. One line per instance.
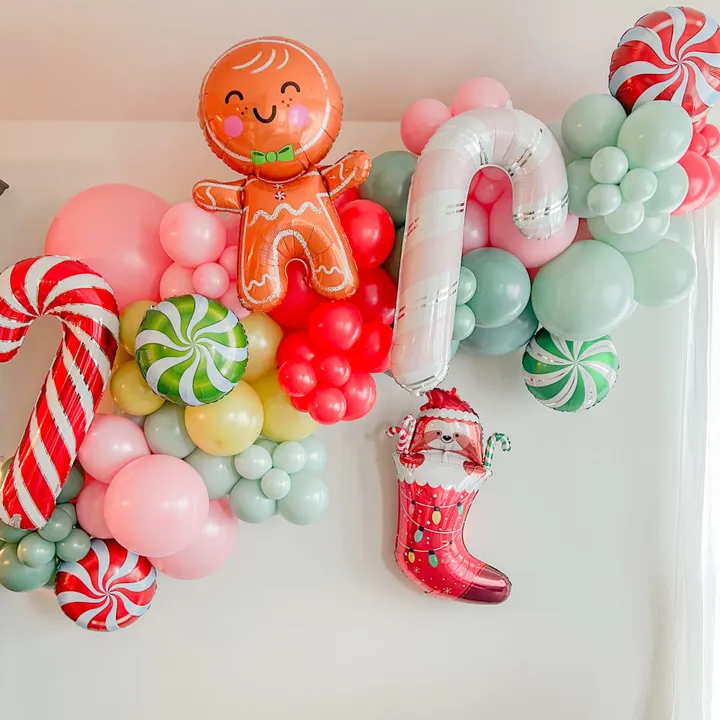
0, 179, 7, 195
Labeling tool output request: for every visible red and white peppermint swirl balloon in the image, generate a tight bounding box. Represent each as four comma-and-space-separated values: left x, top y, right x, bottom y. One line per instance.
609, 7, 720, 125
55, 539, 157, 632
0, 256, 119, 530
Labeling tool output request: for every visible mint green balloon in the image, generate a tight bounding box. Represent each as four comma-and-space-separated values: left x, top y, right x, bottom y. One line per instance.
460, 301, 538, 357
587, 184, 622, 216
359, 151, 417, 226
548, 121, 580, 164
532, 241, 634, 340
590, 146, 629, 184
450, 340, 460, 358
625, 239, 696, 307
255, 438, 278, 456
260, 468, 292, 500
144, 403, 196, 458
620, 168, 657, 203
299, 436, 326, 472
567, 159, 597, 217
57, 463, 85, 503
272, 442, 307, 475
664, 215, 694, 249
457, 266, 477, 305
57, 503, 77, 526
234, 444, 273, 481
617, 101, 692, 171
37, 508, 73, 543
452, 304, 475, 341
229, 478, 276, 523
186, 448, 239, 499
278, 471, 329, 526
461, 249, 530, 328
383, 227, 404, 283
17, 533, 56, 568
605, 201, 645, 234
588, 213, 669, 253
56, 528, 92, 563
644, 164, 689, 216
0, 544, 56, 592
561, 94, 627, 158
0, 520, 29, 543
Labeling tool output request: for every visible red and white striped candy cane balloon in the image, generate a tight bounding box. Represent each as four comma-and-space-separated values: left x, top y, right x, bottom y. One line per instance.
0, 256, 119, 530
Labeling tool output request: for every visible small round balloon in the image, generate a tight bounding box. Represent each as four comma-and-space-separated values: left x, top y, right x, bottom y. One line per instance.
522, 329, 619, 412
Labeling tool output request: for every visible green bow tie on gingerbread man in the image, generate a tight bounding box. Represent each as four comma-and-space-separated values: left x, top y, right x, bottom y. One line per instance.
250, 145, 295, 165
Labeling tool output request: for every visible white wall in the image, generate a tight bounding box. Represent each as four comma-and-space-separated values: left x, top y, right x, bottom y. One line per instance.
0, 121, 687, 720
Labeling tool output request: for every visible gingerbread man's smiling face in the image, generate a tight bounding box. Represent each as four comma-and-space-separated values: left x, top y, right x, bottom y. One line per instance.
199, 37, 343, 182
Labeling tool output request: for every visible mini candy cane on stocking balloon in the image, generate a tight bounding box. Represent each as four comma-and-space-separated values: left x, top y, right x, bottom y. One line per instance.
0, 256, 119, 530
390, 107, 568, 393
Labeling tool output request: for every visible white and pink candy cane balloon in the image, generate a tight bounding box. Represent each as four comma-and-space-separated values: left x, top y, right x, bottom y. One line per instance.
390, 107, 568, 393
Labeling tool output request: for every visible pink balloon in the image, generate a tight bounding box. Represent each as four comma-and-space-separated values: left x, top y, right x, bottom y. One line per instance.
489, 193, 579, 268
159, 201, 225, 268
451, 77, 512, 115
218, 246, 239, 281
192, 263, 230, 298
78, 414, 150, 484
220, 212, 241, 246
44, 184, 171, 310
160, 263, 195, 299
104, 454, 209, 558
574, 218, 593, 241
219, 288, 250, 319
400, 98, 452, 155
462, 199, 489, 254
76, 480, 113, 539
472, 168, 511, 206
150, 499, 238, 580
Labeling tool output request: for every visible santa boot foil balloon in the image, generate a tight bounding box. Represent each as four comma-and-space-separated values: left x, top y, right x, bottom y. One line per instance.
387, 388, 512, 603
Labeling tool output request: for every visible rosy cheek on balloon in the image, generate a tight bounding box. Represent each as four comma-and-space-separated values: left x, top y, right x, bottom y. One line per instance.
289, 104, 310, 128
223, 115, 244, 138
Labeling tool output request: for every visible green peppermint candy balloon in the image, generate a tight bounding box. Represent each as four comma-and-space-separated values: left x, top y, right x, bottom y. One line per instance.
522, 329, 618, 412
135, 294, 248, 406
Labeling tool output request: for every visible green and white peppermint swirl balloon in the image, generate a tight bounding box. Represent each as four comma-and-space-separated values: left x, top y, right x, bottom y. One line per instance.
135, 294, 248, 407
522, 329, 619, 412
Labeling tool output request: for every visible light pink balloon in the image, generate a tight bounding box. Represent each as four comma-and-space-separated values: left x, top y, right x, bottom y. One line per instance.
192, 263, 230, 298
219, 288, 250, 319
150, 499, 239, 580
451, 77, 512, 115
218, 246, 239, 281
220, 213, 241, 246
462, 199, 489, 254
472, 167, 511, 206
44, 184, 172, 310
160, 263, 195, 299
78, 414, 150, 484
574, 218, 593, 241
400, 98, 452, 155
489, 193, 579, 268
104, 454, 209, 558
76, 480, 113, 539
159, 201, 226, 268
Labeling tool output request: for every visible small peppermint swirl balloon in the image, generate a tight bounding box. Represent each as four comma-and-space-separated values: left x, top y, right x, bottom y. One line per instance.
135, 294, 248, 406
522, 329, 619, 412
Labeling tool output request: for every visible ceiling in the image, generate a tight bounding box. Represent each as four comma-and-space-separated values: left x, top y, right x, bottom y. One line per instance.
0, 0, 713, 122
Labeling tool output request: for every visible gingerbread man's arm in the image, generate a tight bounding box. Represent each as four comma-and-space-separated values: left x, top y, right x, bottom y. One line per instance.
320, 151, 372, 198
192, 178, 247, 213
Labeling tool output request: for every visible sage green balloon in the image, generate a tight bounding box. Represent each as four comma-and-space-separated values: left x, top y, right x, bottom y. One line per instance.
185, 448, 239, 499
664, 215, 694, 249
57, 503, 77, 526
260, 468, 292, 500
17, 533, 56, 568
144, 403, 196, 458
617, 101, 692, 171
229, 478, 277, 523
461, 249, 530, 328
643, 164, 689, 216
0, 520, 29, 543
452, 304, 475, 342
460, 301, 538, 357
587, 184, 622, 216
548, 120, 580, 164
561, 94, 627, 158
567, 159, 597, 217
56, 528, 92, 563
0, 543, 56, 592
590, 146, 629, 184
457, 266, 478, 305
532, 240, 634, 340
37, 507, 73, 543
278, 471, 329, 526
359, 151, 416, 226
299, 436, 326, 472
604, 201, 645, 234
383, 227, 404, 283
625, 239, 696, 307
255, 438, 278, 456
234, 444, 273, 481
588, 213, 669, 253
620, 168, 658, 203
57, 463, 85, 503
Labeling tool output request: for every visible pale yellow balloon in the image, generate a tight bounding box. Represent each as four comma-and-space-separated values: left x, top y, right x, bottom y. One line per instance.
251, 371, 317, 442
242, 313, 283, 383
113, 346, 133, 370
185, 381, 263, 456
110, 361, 165, 416
119, 300, 155, 355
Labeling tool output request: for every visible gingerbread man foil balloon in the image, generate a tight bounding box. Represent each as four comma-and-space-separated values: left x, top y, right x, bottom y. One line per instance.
387, 388, 512, 604
193, 37, 371, 313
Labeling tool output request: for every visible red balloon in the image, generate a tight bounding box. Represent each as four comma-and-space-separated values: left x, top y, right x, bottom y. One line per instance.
291, 395, 309, 412
339, 200, 396, 271
674, 151, 712, 214
278, 361, 317, 397
269, 261, 321, 330
702, 124, 720, 153
332, 187, 360, 213
340, 372, 377, 421
347, 323, 393, 373
277, 331, 316, 366
307, 387, 347, 424
350, 267, 398, 325
314, 354, 352, 387
689, 131, 708, 156
309, 301, 363, 352
698, 155, 720, 209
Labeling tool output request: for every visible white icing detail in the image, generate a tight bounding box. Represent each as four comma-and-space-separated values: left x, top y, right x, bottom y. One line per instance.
248, 200, 323, 227
277, 48, 290, 70
232, 51, 262, 70
327, 166, 357, 198
252, 49, 276, 74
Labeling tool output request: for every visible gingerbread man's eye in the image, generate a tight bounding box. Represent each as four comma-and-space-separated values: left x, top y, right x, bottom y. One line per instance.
280, 81, 301, 94
225, 90, 244, 104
